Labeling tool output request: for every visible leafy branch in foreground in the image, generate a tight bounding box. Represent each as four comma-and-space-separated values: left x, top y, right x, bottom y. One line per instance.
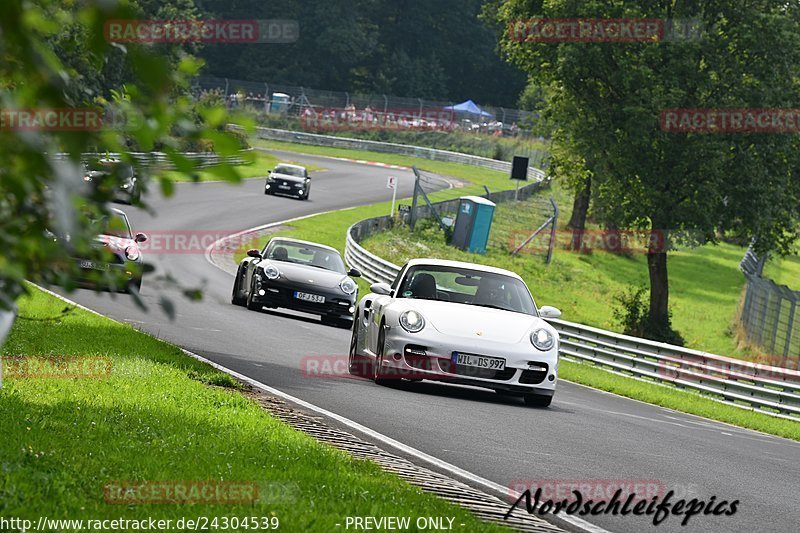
0, 0, 252, 313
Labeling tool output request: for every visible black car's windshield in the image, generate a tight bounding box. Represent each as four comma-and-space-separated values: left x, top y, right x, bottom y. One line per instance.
273, 165, 305, 177
396, 265, 536, 316
264, 241, 346, 274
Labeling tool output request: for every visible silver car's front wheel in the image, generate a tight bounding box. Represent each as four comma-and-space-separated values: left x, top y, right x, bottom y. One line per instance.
372, 324, 393, 385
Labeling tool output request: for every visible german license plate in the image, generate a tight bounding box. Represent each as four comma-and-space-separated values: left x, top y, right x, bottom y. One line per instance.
278, 184, 291, 189
294, 291, 325, 304
79, 260, 110, 271
452, 352, 505, 371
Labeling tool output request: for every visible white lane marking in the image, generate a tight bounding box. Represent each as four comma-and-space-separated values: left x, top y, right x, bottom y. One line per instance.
27, 282, 606, 533
177, 347, 610, 533
722, 432, 733, 436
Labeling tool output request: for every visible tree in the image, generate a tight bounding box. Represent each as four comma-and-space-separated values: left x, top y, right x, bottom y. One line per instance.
487, 0, 800, 342
0, 0, 248, 315
196, 0, 528, 106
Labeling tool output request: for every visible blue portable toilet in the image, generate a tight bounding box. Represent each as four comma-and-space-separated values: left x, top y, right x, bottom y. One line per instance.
451, 196, 496, 254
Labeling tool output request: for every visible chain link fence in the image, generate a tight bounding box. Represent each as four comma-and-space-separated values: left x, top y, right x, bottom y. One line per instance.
193, 76, 543, 137
739, 245, 800, 368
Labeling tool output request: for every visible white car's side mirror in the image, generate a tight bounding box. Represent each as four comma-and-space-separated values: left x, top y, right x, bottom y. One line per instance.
370, 282, 392, 296
539, 305, 561, 319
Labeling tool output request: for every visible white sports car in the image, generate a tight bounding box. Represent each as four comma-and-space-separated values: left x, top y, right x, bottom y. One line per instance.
348, 259, 562, 407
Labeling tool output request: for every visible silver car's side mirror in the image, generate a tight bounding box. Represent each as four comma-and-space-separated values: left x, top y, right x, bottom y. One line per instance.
539, 305, 562, 319
370, 282, 392, 296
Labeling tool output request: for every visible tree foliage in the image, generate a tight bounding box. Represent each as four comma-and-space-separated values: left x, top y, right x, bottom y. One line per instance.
0, 0, 249, 311
487, 0, 800, 340
195, 0, 527, 106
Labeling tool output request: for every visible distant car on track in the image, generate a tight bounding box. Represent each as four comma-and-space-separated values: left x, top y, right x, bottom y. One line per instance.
349, 259, 562, 406
83, 158, 141, 204
231, 238, 361, 328
264, 164, 311, 199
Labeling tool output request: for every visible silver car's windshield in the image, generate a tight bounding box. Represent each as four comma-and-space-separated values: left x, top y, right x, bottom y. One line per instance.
264, 241, 346, 274
396, 265, 536, 315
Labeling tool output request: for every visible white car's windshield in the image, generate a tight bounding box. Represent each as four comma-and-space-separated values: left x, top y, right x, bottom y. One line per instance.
396, 265, 536, 315
264, 241, 346, 273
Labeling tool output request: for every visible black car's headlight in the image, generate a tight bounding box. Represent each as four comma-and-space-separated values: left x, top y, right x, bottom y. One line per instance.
125, 246, 139, 261
339, 278, 357, 295
263, 264, 280, 280
530, 328, 555, 351
399, 310, 425, 333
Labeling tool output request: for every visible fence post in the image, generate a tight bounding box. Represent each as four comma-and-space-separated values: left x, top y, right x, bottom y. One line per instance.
546, 197, 558, 265
770, 294, 782, 354
784, 298, 796, 363
756, 287, 770, 346
410, 167, 421, 231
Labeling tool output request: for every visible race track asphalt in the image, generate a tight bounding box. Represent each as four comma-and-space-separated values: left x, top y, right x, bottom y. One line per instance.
58, 149, 800, 533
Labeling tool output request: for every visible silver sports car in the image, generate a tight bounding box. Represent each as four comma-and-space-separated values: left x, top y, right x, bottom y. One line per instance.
349, 259, 562, 407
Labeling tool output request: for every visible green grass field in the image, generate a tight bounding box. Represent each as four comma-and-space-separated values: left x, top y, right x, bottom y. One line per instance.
363, 180, 750, 358
763, 254, 800, 290
161, 151, 324, 182
0, 286, 512, 531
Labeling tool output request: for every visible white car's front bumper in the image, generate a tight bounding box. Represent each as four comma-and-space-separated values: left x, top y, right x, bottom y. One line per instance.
378, 325, 558, 396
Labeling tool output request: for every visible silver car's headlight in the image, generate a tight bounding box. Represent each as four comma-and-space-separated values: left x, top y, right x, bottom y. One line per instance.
530, 328, 555, 351
125, 246, 139, 261
339, 278, 357, 295
399, 310, 425, 333
263, 264, 280, 280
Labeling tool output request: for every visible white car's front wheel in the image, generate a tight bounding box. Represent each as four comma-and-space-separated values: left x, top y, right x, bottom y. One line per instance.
372, 325, 394, 385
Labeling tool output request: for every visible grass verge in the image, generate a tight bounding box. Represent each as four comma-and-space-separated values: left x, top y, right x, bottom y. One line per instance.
763, 253, 800, 290
252, 138, 515, 193
0, 285, 511, 531
363, 180, 750, 358
161, 151, 323, 182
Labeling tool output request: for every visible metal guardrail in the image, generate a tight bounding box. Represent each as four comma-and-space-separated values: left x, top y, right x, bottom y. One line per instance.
56, 150, 251, 171
256, 127, 547, 178
345, 219, 800, 419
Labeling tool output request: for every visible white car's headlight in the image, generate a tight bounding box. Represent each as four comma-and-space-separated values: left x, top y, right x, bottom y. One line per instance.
263, 264, 280, 280
125, 246, 139, 261
340, 278, 357, 295
399, 310, 425, 333
531, 328, 555, 351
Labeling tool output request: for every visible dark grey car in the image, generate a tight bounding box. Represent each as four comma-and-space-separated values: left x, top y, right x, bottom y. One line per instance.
231, 237, 360, 328
264, 164, 311, 199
